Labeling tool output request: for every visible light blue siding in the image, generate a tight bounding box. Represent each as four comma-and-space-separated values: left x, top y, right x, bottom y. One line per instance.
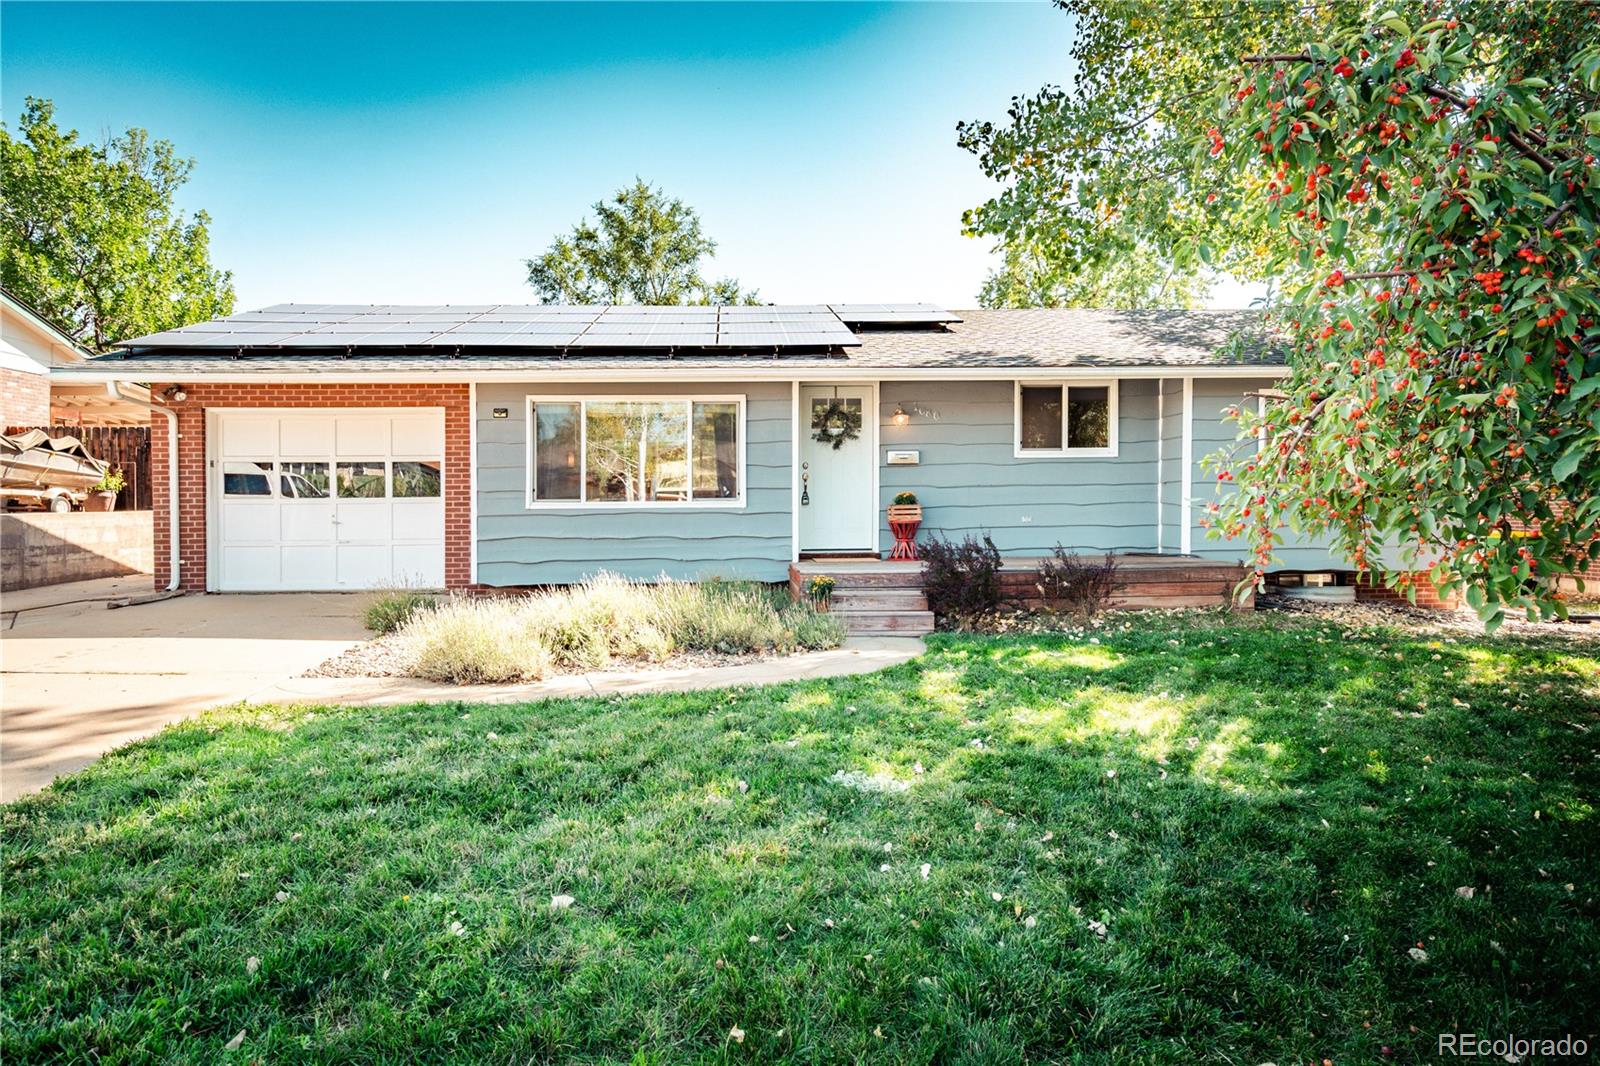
474, 381, 793, 585
1186, 377, 1344, 570
877, 380, 1161, 556
1157, 378, 1184, 553
469, 373, 1344, 586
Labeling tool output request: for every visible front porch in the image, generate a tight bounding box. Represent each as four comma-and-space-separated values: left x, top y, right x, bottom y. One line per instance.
790, 553, 1252, 635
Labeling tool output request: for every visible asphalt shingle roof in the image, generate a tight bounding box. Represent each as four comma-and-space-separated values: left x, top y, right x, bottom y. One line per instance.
72, 307, 1280, 377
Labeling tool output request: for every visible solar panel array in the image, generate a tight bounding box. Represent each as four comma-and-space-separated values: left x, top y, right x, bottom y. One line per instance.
119, 303, 962, 352
827, 303, 963, 325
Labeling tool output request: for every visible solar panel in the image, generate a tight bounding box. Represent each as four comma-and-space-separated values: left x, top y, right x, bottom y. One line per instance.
119, 303, 876, 350
827, 303, 961, 325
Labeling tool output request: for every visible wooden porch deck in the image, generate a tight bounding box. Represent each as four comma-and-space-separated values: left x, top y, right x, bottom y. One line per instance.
790, 553, 1251, 636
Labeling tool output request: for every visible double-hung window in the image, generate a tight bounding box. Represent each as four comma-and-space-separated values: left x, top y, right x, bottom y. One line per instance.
1014, 381, 1118, 457
527, 397, 744, 507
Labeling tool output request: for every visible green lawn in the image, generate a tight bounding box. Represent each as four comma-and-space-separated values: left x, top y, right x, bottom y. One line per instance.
4, 615, 1598, 1063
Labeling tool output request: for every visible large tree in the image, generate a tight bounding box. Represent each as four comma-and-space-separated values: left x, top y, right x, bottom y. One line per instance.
1, 97, 235, 351
962, 1, 1600, 627
979, 241, 1214, 309
526, 180, 758, 305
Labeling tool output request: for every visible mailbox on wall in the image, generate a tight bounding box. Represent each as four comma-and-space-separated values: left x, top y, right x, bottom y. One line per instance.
885, 450, 920, 465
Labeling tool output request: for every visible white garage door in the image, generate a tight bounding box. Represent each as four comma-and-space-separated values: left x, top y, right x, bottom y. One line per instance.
212, 409, 446, 591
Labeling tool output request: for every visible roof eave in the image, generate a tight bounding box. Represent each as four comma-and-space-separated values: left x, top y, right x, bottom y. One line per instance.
55, 362, 1290, 384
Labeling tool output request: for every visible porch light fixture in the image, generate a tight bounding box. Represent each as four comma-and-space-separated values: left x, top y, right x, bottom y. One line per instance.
162, 385, 187, 403
891, 404, 910, 427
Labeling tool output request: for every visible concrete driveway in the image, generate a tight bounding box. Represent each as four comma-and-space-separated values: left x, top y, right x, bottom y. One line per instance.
1, 577, 369, 802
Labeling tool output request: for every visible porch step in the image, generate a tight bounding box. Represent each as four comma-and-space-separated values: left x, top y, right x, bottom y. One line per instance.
830, 588, 928, 611
830, 608, 936, 636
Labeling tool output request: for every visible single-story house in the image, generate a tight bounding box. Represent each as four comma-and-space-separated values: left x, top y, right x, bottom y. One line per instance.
58, 302, 1354, 599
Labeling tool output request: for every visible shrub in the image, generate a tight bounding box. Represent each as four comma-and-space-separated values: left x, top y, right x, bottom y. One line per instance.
525, 574, 672, 669
389, 574, 843, 684
921, 533, 1003, 622
400, 597, 551, 684
1035, 547, 1119, 621
92, 467, 126, 494
364, 589, 438, 634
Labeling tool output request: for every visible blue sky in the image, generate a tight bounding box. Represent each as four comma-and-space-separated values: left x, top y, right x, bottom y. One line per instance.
3, 2, 1091, 309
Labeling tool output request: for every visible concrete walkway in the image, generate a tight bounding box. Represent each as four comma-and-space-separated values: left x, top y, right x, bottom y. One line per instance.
1, 579, 369, 802
1, 577, 924, 802
250, 636, 924, 706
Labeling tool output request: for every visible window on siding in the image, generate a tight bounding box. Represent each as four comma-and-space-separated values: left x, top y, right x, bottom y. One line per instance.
533, 403, 581, 501
1019, 387, 1063, 450
1016, 382, 1116, 454
529, 398, 743, 506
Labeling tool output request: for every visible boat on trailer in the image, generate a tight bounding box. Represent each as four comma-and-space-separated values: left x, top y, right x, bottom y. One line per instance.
1, 429, 109, 511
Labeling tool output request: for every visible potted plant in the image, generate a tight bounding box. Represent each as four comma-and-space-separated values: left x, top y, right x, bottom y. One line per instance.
887, 490, 922, 524
806, 574, 836, 610
886, 492, 923, 560
83, 467, 125, 512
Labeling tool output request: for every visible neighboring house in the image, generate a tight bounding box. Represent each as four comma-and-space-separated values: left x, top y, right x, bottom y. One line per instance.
58, 303, 1347, 594
0, 289, 150, 428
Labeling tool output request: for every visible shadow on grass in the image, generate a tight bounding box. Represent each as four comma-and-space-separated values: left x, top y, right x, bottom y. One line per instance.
3, 616, 1597, 1064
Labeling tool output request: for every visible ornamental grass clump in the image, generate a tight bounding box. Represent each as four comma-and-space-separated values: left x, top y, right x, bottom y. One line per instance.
400, 597, 551, 684
393, 574, 843, 684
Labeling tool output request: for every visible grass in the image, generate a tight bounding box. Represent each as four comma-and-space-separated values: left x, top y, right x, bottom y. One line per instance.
362, 590, 438, 635
3, 613, 1598, 1063
397, 575, 844, 683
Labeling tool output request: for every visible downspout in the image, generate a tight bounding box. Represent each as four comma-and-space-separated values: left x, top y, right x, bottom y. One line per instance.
107, 381, 180, 591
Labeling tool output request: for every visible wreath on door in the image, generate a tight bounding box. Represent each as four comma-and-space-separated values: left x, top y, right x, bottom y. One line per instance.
810, 398, 862, 450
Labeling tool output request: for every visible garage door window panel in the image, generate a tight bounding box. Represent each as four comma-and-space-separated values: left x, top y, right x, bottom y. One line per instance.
393, 461, 441, 498
223, 461, 276, 497
279, 462, 330, 499
337, 461, 388, 498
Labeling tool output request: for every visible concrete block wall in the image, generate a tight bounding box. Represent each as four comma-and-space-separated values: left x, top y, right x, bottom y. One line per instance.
1, 512, 154, 591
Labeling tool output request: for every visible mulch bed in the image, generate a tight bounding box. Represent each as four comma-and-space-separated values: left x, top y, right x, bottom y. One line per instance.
949, 594, 1600, 644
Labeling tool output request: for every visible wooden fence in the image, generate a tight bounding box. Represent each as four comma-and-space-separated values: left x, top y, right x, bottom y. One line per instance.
4, 424, 152, 511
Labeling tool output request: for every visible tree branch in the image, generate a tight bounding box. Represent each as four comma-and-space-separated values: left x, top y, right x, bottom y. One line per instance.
1422, 87, 1556, 173
1237, 52, 1562, 174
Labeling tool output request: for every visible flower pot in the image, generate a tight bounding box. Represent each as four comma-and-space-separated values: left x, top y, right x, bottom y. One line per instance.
886, 504, 922, 561
83, 491, 118, 513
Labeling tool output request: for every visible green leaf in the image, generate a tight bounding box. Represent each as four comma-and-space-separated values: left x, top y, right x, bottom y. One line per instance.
1569, 375, 1600, 401
1552, 442, 1586, 483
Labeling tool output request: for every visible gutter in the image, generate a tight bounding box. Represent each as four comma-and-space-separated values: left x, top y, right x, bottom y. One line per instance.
106, 381, 180, 592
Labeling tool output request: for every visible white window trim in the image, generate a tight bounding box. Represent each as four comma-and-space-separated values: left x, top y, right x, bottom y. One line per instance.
1012, 379, 1119, 458
523, 394, 747, 510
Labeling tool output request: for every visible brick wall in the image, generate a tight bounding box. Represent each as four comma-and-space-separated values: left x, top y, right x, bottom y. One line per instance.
1355, 571, 1461, 610
0, 367, 51, 427
149, 382, 472, 591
